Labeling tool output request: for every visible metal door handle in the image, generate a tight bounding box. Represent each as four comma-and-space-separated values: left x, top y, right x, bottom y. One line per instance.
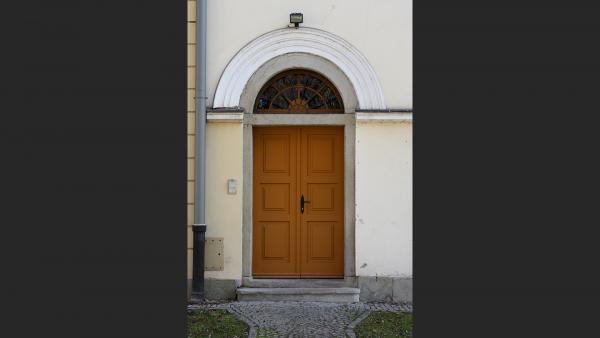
300, 194, 310, 213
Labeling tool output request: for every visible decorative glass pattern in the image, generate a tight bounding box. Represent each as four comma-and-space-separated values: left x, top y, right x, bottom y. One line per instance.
254, 69, 344, 113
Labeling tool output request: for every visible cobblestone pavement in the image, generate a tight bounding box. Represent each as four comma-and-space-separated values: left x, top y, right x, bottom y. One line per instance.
188, 301, 412, 338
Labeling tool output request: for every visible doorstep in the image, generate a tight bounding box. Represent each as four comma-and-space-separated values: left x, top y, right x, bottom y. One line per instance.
236, 287, 360, 302
241, 277, 357, 288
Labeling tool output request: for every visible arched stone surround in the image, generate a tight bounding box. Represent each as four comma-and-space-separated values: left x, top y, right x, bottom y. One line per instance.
213, 27, 386, 110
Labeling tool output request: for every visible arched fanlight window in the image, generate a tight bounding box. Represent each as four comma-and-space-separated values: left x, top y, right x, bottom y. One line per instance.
254, 69, 344, 113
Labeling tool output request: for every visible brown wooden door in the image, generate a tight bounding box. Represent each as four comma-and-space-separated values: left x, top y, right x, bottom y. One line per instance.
253, 126, 344, 278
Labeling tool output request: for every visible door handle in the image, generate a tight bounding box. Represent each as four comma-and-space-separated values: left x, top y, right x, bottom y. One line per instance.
300, 194, 311, 214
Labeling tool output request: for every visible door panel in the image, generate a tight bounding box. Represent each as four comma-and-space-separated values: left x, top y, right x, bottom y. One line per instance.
300, 127, 344, 277
253, 127, 299, 276
307, 221, 336, 259
253, 126, 344, 278
261, 221, 291, 259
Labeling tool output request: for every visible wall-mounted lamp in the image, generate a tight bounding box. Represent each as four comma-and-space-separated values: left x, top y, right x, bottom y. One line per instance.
290, 13, 303, 28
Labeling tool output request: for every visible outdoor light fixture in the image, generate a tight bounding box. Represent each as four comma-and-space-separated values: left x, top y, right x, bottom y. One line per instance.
290, 13, 303, 28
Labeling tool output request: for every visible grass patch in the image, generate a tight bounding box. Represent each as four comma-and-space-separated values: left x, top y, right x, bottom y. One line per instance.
355, 311, 412, 338
187, 309, 249, 338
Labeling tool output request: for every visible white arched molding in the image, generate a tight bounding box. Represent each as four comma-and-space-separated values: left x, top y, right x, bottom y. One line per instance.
213, 27, 386, 110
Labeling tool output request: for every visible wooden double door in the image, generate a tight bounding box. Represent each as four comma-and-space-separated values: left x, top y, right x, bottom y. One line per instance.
253, 126, 344, 278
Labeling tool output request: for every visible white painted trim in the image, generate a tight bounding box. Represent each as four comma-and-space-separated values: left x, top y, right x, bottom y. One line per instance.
214, 27, 386, 110
355, 112, 413, 122
206, 112, 244, 123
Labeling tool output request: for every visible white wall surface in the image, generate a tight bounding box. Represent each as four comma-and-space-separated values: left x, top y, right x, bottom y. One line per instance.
355, 121, 413, 277
206, 0, 412, 109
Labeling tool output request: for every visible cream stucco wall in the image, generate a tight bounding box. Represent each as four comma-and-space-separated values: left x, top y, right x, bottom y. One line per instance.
203, 122, 244, 280
189, 119, 413, 280
188, 2, 244, 282
188, 0, 412, 283
186, 122, 245, 282
355, 121, 413, 277
206, 0, 412, 109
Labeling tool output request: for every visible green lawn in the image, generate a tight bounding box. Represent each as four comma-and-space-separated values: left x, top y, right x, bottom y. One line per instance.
355, 311, 413, 338
187, 309, 248, 338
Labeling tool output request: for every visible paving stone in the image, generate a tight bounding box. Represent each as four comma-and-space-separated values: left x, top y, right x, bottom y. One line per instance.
188, 300, 412, 337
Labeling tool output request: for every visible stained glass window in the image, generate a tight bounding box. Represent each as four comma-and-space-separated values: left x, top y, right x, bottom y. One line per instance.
254, 69, 344, 113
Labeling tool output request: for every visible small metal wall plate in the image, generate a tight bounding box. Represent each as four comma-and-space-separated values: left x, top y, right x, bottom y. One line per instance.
204, 237, 224, 271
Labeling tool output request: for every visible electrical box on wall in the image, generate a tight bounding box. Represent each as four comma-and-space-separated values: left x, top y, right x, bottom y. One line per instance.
227, 179, 237, 194
204, 237, 224, 271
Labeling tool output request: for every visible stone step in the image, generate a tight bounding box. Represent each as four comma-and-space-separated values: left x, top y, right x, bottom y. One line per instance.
236, 287, 360, 303
242, 277, 356, 289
